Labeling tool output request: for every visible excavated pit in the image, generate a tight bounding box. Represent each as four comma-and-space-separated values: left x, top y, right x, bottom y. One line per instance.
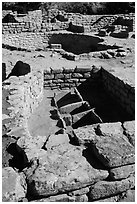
50, 82, 132, 131
48, 33, 120, 55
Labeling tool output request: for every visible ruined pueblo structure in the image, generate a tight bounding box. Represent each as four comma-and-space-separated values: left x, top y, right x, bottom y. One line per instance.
2, 2, 135, 202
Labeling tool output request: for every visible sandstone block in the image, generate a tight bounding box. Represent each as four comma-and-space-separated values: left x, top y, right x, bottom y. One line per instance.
2, 167, 27, 202
26, 144, 108, 198
109, 164, 135, 180
88, 176, 135, 201
45, 134, 70, 150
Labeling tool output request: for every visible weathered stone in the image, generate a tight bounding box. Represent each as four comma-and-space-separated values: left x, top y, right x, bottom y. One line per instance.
92, 134, 135, 168
31, 193, 88, 202
119, 189, 135, 202
26, 143, 108, 198
123, 121, 135, 146
2, 135, 16, 168
97, 122, 123, 136
88, 176, 135, 201
70, 124, 97, 146
75, 66, 92, 73
72, 73, 83, 78
59, 101, 89, 114
68, 186, 89, 196
45, 133, 70, 150
109, 164, 135, 180
2, 167, 27, 202
17, 135, 48, 150
94, 195, 120, 202
72, 123, 135, 168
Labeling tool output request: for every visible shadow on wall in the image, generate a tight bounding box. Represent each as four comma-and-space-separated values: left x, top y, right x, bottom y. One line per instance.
7, 61, 31, 78
2, 14, 19, 23
48, 33, 120, 54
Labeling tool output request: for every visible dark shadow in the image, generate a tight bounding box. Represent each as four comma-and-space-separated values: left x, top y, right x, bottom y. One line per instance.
2, 63, 6, 82
72, 111, 102, 129
7, 60, 31, 78
7, 143, 29, 171
50, 109, 60, 120
57, 92, 81, 108
82, 146, 108, 170
77, 79, 133, 122
71, 103, 90, 115
48, 33, 104, 55
2, 14, 19, 23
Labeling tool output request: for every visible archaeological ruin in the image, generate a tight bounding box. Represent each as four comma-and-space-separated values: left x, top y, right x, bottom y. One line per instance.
2, 4, 135, 202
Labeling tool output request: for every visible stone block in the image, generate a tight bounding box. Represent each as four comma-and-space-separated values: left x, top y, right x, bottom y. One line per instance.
26, 143, 108, 198
123, 121, 135, 146
109, 164, 135, 180
2, 167, 27, 202
59, 101, 85, 114
72, 122, 135, 168
44, 74, 54, 80
54, 73, 64, 79
72, 73, 83, 78
75, 66, 92, 73
63, 67, 75, 73
88, 176, 135, 201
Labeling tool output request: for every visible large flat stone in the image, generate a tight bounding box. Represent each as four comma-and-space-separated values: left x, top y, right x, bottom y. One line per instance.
26, 143, 108, 198
72, 123, 135, 167
88, 176, 135, 201
59, 101, 88, 114
45, 133, 70, 150
2, 167, 27, 202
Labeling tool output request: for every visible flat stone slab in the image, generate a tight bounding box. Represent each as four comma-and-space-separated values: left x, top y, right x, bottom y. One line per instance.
72, 122, 135, 168
88, 176, 135, 201
2, 167, 27, 202
59, 101, 89, 114
109, 164, 135, 180
25, 143, 108, 198
31, 193, 88, 202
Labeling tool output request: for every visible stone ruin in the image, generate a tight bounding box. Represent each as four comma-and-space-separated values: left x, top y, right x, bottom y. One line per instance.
2, 8, 135, 202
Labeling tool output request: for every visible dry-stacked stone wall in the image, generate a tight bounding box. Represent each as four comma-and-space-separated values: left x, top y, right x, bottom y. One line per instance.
2, 70, 43, 136
44, 65, 97, 90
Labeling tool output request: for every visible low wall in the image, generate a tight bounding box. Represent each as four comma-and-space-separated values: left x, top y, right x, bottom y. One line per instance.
44, 65, 99, 89
2, 70, 43, 134
102, 69, 135, 118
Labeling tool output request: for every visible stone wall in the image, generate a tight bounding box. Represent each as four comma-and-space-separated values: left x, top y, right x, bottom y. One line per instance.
2, 10, 135, 34
44, 65, 99, 90
2, 70, 43, 134
102, 68, 135, 118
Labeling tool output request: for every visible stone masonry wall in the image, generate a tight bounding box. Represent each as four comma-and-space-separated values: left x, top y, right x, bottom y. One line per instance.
102, 68, 135, 118
2, 70, 43, 134
44, 65, 97, 90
